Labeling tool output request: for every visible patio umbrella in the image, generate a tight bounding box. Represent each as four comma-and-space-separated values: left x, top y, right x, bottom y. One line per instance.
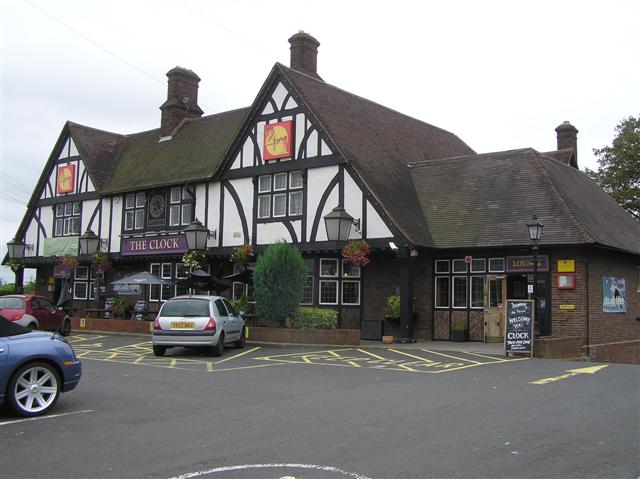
56, 277, 73, 307
110, 271, 173, 286
176, 269, 231, 292
223, 267, 254, 284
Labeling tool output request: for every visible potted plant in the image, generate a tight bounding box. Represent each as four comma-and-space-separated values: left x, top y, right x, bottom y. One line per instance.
341, 240, 370, 266
451, 318, 468, 342
384, 295, 401, 321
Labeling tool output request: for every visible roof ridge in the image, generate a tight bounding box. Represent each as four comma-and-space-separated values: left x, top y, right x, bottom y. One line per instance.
534, 150, 595, 243
408, 147, 535, 168
67, 121, 123, 138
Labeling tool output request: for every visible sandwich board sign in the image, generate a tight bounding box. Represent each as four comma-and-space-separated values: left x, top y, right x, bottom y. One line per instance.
505, 300, 534, 358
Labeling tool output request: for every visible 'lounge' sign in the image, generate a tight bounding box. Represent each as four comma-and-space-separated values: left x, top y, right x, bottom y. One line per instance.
121, 235, 188, 256
506, 255, 549, 273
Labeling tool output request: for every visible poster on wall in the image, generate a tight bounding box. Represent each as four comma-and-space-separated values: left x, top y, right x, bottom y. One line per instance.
602, 277, 626, 313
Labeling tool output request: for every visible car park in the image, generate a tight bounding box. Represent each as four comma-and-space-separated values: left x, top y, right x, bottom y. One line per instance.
0, 317, 82, 417
0, 294, 72, 336
151, 295, 245, 357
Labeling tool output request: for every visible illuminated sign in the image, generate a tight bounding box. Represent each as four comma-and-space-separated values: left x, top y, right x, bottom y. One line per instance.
57, 164, 76, 194
264, 121, 293, 160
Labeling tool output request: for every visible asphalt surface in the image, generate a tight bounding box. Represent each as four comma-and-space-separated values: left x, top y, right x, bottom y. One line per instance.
0, 333, 638, 479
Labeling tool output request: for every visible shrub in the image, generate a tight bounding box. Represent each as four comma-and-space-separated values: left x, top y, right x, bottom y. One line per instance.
385, 295, 400, 319
291, 307, 338, 329
253, 241, 307, 324
453, 318, 466, 331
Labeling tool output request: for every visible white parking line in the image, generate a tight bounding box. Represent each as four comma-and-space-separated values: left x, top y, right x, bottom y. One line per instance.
0, 409, 94, 427
167, 463, 373, 479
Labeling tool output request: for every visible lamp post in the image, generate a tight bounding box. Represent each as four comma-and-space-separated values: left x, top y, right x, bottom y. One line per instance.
183, 219, 210, 252
6, 237, 26, 293
323, 207, 355, 242
526, 215, 544, 336
79, 229, 103, 307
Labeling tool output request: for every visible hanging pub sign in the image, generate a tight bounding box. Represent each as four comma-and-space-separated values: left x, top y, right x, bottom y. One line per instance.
506, 255, 549, 273
57, 164, 76, 194
505, 300, 534, 358
602, 276, 627, 313
264, 120, 293, 160
121, 234, 188, 256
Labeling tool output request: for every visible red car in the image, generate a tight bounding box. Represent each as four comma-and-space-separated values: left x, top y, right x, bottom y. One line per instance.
0, 295, 71, 336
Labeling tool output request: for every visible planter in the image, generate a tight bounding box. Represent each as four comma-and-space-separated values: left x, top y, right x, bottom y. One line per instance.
451, 329, 468, 342
247, 326, 360, 346
382, 335, 394, 344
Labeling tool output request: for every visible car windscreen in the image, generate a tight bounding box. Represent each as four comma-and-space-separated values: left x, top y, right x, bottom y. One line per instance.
0, 297, 25, 309
0, 317, 30, 337
160, 299, 210, 317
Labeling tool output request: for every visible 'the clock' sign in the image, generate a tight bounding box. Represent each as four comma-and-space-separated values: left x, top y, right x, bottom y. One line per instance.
57, 164, 76, 194
264, 121, 293, 160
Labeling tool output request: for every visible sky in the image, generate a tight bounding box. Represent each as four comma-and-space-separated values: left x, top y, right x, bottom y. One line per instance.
1, 0, 639, 283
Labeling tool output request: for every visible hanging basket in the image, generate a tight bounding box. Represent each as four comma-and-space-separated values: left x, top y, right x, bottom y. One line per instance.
341, 240, 370, 267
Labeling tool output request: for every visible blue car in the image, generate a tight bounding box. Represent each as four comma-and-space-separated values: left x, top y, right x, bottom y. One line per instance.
0, 317, 81, 417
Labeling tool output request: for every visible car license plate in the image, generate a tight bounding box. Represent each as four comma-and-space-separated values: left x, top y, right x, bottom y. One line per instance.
171, 322, 195, 329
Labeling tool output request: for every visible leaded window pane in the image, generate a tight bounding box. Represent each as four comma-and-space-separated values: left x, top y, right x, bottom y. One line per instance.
453, 276, 468, 308
274, 173, 287, 191
73, 202, 81, 215
181, 203, 192, 225
258, 195, 270, 218
471, 276, 485, 308
170, 187, 181, 203
258, 175, 271, 193
320, 280, 338, 304
135, 210, 145, 229
435, 277, 450, 308
273, 193, 287, 217
289, 191, 303, 216
126, 194, 135, 209
320, 259, 338, 277
125, 211, 134, 230
169, 205, 180, 226
342, 262, 361, 278
301, 276, 313, 304
290, 170, 303, 189
342, 281, 360, 305
136, 193, 146, 208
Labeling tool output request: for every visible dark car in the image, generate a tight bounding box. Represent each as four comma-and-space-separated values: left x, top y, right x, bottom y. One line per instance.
0, 295, 71, 336
0, 318, 81, 417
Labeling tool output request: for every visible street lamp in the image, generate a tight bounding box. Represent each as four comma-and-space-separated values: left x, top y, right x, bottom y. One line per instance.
79, 229, 100, 255
183, 219, 210, 251
323, 206, 360, 241
6, 237, 26, 259
526, 215, 544, 336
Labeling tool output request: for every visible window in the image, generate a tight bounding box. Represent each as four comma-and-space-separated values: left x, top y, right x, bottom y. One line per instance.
320, 280, 338, 305
470, 276, 484, 308
301, 276, 314, 305
435, 260, 450, 274
232, 282, 245, 300
471, 259, 486, 273
169, 186, 194, 227
489, 258, 505, 273
125, 193, 146, 231
435, 277, 450, 308
452, 259, 467, 273
489, 278, 504, 307
453, 276, 468, 308
256, 171, 304, 219
73, 282, 88, 300
54, 201, 81, 236
342, 261, 361, 278
75, 266, 89, 281
342, 281, 360, 305
320, 259, 338, 277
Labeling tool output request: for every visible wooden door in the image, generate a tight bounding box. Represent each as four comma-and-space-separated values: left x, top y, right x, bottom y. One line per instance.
484, 275, 506, 342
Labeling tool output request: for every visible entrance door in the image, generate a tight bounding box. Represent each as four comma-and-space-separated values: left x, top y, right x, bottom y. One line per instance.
484, 275, 506, 342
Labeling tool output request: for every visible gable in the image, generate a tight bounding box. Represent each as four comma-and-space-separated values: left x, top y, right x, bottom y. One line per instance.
226, 77, 336, 172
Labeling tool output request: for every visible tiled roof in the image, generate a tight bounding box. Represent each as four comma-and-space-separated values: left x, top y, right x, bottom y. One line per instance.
409, 148, 640, 254
278, 64, 475, 246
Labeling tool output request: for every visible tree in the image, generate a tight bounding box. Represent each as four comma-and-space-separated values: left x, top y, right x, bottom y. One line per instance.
253, 242, 307, 324
586, 115, 640, 220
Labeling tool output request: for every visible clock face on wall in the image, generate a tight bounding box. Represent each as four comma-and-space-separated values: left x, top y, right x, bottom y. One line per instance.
147, 193, 166, 226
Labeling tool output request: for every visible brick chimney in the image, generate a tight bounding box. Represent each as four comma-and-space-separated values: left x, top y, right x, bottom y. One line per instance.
555, 121, 578, 153
159, 67, 204, 137
288, 31, 321, 79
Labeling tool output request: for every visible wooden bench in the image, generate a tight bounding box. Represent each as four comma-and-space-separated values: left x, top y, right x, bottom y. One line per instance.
85, 308, 108, 318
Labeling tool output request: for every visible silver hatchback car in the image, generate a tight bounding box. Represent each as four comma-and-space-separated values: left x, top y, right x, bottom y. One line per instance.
151, 295, 245, 357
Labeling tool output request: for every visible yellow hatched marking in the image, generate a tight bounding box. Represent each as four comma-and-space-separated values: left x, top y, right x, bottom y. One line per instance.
388, 349, 437, 364
328, 350, 341, 357
357, 349, 386, 360
169, 358, 177, 368
429, 356, 530, 374
214, 347, 261, 364
207, 362, 214, 372
421, 349, 483, 364
134, 357, 144, 364
463, 351, 510, 362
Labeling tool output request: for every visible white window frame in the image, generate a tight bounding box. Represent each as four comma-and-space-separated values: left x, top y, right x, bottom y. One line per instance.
135, 192, 146, 208
320, 258, 339, 277
170, 187, 181, 203
319, 280, 339, 305
470, 276, 485, 309
301, 276, 314, 305
181, 203, 192, 225
272, 193, 287, 217
273, 172, 288, 191
452, 276, 468, 309
73, 282, 88, 300
75, 266, 89, 281
258, 175, 271, 193
150, 263, 161, 301
88, 281, 95, 301
341, 280, 361, 305
470, 258, 486, 273
257, 195, 271, 219
169, 205, 181, 226
435, 276, 450, 309
289, 190, 303, 216
290, 170, 303, 189
341, 260, 361, 278
488, 257, 505, 273
452, 259, 467, 274
125, 194, 135, 209
435, 259, 450, 274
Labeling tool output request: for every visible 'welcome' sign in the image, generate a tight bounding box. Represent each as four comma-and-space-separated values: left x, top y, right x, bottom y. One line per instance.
505, 300, 534, 357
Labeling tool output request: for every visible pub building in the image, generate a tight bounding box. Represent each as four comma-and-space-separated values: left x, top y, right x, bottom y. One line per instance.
5, 32, 639, 362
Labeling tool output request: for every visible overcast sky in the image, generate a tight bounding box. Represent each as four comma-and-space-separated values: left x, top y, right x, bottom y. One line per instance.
1, 0, 639, 283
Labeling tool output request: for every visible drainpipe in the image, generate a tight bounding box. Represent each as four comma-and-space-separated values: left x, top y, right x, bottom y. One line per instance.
583, 259, 591, 361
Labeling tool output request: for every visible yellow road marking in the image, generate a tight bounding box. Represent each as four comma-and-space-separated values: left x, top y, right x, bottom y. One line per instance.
357, 349, 386, 360
421, 349, 483, 364
463, 351, 510, 362
214, 347, 261, 364
169, 358, 177, 368
388, 349, 436, 364
207, 361, 214, 372
530, 365, 608, 385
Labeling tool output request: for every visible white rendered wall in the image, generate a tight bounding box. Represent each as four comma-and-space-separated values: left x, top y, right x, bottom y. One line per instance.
366, 200, 392, 238
257, 222, 293, 245
110, 196, 123, 252
306, 165, 339, 241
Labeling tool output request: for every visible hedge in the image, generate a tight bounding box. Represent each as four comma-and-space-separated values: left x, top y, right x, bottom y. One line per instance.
290, 307, 338, 329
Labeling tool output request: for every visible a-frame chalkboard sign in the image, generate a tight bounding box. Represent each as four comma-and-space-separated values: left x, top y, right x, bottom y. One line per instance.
504, 300, 534, 358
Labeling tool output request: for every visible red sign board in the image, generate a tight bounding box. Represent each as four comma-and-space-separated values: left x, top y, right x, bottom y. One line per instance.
57, 164, 76, 194
264, 121, 293, 160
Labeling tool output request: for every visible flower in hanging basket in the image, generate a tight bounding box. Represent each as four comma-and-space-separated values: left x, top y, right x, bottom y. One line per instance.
6, 259, 23, 273
91, 252, 112, 273
231, 244, 254, 265
341, 240, 370, 266
58, 254, 79, 269
182, 251, 205, 270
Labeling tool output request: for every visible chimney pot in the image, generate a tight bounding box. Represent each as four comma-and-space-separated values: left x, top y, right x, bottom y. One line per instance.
288, 32, 321, 79
555, 121, 579, 168
160, 66, 204, 137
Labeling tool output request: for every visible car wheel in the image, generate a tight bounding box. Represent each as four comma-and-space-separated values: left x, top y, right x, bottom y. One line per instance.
153, 345, 167, 357
212, 333, 224, 357
60, 318, 72, 337
8, 362, 61, 417
27, 323, 36, 331
234, 328, 246, 349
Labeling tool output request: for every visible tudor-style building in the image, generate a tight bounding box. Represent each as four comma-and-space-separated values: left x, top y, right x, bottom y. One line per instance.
6, 32, 640, 362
